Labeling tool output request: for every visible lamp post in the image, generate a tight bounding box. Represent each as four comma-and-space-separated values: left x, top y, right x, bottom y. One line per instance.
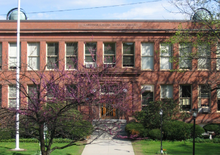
159, 109, 163, 154
192, 108, 197, 155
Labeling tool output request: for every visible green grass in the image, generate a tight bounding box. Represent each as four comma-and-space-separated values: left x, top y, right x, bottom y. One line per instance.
132, 140, 220, 155
0, 142, 85, 155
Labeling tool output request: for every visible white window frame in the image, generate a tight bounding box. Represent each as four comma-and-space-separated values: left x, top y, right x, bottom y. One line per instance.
217, 85, 220, 112
84, 42, 97, 68
160, 43, 172, 70
9, 43, 20, 70
216, 44, 220, 70
0, 43, 2, 70
179, 43, 192, 70
27, 43, 40, 70
8, 85, 17, 108
46, 42, 59, 69
103, 42, 116, 67
179, 85, 191, 111
123, 42, 135, 67
141, 85, 154, 110
65, 42, 78, 70
28, 85, 38, 106
141, 43, 154, 70
198, 85, 211, 110
198, 44, 211, 70
160, 85, 173, 99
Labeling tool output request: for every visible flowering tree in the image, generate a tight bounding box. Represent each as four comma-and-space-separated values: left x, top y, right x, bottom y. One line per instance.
0, 61, 134, 155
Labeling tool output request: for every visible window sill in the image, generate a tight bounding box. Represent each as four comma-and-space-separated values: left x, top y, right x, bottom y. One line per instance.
141, 69, 153, 71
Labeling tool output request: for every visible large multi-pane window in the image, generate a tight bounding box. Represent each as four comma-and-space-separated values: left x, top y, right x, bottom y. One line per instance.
85, 42, 96, 68
66, 85, 78, 109
199, 85, 210, 113
216, 44, 220, 70
104, 43, 116, 67
9, 43, 20, 70
28, 85, 37, 106
141, 43, 154, 70
198, 44, 210, 69
66, 43, 77, 69
8, 85, 16, 108
160, 43, 172, 70
160, 85, 173, 99
141, 85, 154, 110
179, 85, 191, 111
47, 43, 58, 69
179, 43, 192, 69
217, 85, 220, 111
123, 43, 134, 67
0, 43, 2, 70
28, 43, 40, 70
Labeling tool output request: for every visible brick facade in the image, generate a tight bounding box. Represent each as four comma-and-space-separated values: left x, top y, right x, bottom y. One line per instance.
0, 20, 219, 125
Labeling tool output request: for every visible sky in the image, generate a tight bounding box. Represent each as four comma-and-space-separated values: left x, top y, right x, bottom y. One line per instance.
0, 0, 189, 20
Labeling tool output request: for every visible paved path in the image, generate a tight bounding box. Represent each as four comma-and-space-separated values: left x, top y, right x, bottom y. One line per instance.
81, 139, 135, 155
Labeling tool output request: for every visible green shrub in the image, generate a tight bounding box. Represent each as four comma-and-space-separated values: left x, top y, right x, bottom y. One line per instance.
125, 122, 148, 137
163, 121, 191, 140
203, 124, 220, 135
148, 129, 161, 140
0, 129, 11, 139
188, 124, 205, 138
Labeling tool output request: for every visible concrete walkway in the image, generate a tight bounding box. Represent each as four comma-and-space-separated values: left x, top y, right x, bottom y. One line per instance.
81, 139, 135, 155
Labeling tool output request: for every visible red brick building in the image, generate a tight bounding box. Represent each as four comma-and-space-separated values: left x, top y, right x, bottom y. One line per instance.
0, 20, 219, 125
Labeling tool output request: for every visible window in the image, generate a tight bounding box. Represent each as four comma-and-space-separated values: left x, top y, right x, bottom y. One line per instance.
0, 43, 2, 70
47, 43, 58, 69
123, 43, 134, 67
160, 43, 172, 70
216, 44, 220, 70
85, 42, 96, 68
28, 43, 40, 70
179, 43, 192, 69
198, 44, 210, 69
104, 43, 115, 67
28, 85, 37, 106
180, 85, 191, 111
9, 85, 16, 108
66, 43, 77, 69
199, 85, 210, 113
9, 43, 20, 70
160, 85, 173, 99
47, 84, 58, 101
66, 85, 78, 109
141, 43, 154, 70
141, 85, 154, 110
217, 85, 220, 111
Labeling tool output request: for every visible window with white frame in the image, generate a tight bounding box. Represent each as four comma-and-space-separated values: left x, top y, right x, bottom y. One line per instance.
104, 43, 116, 67
28, 43, 40, 70
8, 85, 17, 108
47, 83, 58, 101
47, 43, 58, 69
216, 44, 220, 70
160, 43, 172, 70
66, 85, 78, 109
199, 85, 210, 113
198, 44, 210, 69
28, 85, 37, 106
217, 85, 220, 111
179, 43, 192, 69
9, 43, 20, 70
66, 43, 77, 69
141, 43, 154, 70
123, 43, 134, 67
141, 85, 154, 110
0, 43, 2, 70
179, 85, 191, 111
160, 85, 173, 99
85, 42, 96, 68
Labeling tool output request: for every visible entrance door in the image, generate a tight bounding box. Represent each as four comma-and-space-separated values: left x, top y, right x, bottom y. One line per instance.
100, 103, 117, 118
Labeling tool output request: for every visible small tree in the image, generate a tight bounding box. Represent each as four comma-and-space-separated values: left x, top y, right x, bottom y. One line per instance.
0, 60, 133, 155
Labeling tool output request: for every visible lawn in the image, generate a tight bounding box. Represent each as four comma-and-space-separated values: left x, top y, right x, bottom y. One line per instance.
132, 140, 220, 155
0, 142, 85, 155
